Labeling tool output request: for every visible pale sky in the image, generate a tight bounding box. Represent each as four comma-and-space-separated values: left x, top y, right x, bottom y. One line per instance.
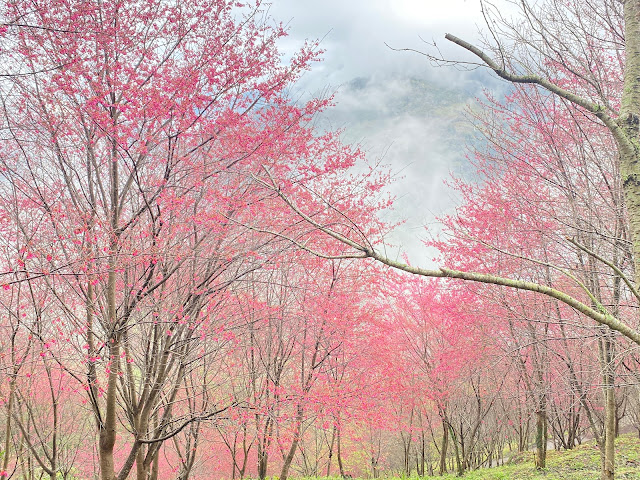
268, 0, 501, 265
270, 0, 487, 90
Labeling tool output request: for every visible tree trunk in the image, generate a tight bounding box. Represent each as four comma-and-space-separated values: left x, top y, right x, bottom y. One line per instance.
326, 425, 336, 477
257, 414, 273, 480
438, 417, 449, 476
534, 408, 547, 470
336, 424, 346, 477
99, 335, 120, 480
99, 139, 121, 480
150, 451, 160, 480
602, 383, 616, 480
619, 0, 640, 283
257, 446, 269, 480
239, 427, 249, 480
420, 431, 427, 476
279, 405, 304, 480
402, 432, 411, 476
601, 334, 616, 480
448, 423, 463, 477
1, 373, 16, 480
135, 444, 147, 480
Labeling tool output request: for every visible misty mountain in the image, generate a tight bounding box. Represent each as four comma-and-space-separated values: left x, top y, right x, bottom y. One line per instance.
317, 74, 484, 265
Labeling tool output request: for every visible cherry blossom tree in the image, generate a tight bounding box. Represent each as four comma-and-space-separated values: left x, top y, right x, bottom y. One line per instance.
0, 1, 381, 479
254, 3, 640, 479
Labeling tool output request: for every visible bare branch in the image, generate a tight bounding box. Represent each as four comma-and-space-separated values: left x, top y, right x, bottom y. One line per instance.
256, 173, 640, 346
138, 403, 239, 444
567, 237, 640, 303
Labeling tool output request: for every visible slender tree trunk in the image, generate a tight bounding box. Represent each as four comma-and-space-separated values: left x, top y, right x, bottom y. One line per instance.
99, 336, 120, 480
99, 240, 120, 480
601, 334, 616, 480
136, 445, 146, 480
279, 405, 304, 480
420, 431, 427, 476
240, 425, 249, 479
150, 451, 160, 480
336, 424, 346, 477
257, 408, 275, 480
16, 437, 30, 480
602, 383, 616, 480
1, 373, 16, 480
100, 126, 121, 480
402, 433, 411, 476
257, 432, 269, 480
534, 407, 547, 469
438, 417, 449, 476
448, 423, 463, 477
326, 424, 337, 477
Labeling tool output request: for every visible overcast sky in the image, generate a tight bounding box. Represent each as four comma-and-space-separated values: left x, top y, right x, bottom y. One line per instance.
268, 0, 501, 265
270, 0, 487, 88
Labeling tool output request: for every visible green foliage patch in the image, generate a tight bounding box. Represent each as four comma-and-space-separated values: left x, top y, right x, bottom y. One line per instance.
419, 434, 640, 480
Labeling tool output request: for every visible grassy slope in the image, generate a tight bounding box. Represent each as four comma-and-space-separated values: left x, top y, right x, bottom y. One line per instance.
428, 434, 640, 479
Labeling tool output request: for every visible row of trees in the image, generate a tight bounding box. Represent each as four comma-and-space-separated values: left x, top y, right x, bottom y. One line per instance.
1, 0, 640, 480
272, 2, 640, 480
1, 246, 636, 480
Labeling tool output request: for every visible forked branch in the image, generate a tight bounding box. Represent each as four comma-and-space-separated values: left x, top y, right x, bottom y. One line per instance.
443, 33, 633, 156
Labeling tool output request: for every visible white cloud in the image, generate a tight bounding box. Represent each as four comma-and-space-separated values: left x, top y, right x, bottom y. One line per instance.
270, 0, 486, 91
267, 1, 500, 265
388, 0, 483, 25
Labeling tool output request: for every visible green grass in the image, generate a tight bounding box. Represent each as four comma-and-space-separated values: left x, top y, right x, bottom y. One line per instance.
421, 434, 640, 479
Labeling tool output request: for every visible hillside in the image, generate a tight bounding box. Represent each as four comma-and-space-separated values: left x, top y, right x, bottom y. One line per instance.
429, 435, 640, 480
318, 74, 479, 264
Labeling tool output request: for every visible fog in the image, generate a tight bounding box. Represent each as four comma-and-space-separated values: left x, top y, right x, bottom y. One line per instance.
269, 0, 505, 265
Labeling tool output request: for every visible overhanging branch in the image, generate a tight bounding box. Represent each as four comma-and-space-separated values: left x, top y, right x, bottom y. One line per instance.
254, 172, 640, 346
